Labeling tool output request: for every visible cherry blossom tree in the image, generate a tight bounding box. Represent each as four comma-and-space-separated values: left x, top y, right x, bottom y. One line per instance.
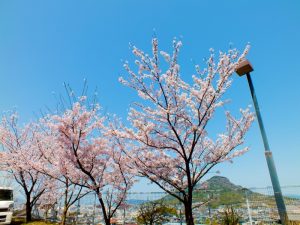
116, 39, 255, 225
35, 179, 61, 220
30, 128, 91, 225
44, 97, 134, 225
0, 114, 47, 222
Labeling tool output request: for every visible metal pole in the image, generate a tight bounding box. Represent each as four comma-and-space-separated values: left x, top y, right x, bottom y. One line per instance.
245, 190, 253, 225
76, 198, 80, 225
208, 192, 211, 225
246, 73, 288, 224
92, 192, 96, 225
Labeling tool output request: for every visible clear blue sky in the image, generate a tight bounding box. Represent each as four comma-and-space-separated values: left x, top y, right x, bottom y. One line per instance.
0, 0, 299, 191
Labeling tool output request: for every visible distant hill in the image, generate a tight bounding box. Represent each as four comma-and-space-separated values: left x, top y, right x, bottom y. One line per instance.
198, 176, 254, 208
160, 176, 278, 208
202, 176, 244, 191
127, 176, 297, 209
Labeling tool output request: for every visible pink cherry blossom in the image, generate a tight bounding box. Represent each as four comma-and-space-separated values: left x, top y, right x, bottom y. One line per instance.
117, 38, 254, 225
43, 98, 134, 225
0, 113, 48, 222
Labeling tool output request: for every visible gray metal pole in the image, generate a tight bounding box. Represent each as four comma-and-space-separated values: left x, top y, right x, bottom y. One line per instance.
76, 198, 80, 225
245, 190, 253, 225
92, 192, 96, 225
246, 73, 288, 224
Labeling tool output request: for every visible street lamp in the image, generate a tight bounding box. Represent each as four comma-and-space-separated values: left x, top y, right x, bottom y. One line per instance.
236, 60, 288, 225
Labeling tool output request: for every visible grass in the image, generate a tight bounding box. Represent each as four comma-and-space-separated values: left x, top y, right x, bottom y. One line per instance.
11, 218, 58, 225
11, 222, 58, 225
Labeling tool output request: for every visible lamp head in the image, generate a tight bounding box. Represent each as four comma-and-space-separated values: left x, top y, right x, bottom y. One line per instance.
235, 59, 254, 76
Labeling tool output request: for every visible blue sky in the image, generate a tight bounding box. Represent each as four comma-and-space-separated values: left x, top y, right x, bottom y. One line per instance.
0, 0, 300, 191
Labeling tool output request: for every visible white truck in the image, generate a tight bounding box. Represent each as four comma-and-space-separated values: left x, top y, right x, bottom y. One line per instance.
0, 187, 13, 225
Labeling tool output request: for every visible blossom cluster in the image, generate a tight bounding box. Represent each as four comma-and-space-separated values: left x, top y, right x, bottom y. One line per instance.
0, 38, 254, 225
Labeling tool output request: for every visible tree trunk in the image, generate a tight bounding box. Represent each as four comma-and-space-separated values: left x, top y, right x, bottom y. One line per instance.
26, 194, 32, 222
61, 206, 69, 225
97, 191, 110, 225
61, 181, 69, 225
184, 200, 194, 225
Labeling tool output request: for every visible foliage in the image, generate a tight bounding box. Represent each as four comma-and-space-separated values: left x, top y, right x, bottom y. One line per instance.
219, 206, 241, 225
204, 217, 219, 225
21, 222, 58, 225
136, 200, 177, 225
11, 218, 58, 225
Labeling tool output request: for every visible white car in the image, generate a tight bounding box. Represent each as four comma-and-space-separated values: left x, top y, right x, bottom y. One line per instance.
0, 187, 13, 225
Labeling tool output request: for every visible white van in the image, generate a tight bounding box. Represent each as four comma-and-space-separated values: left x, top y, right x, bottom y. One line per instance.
0, 187, 13, 225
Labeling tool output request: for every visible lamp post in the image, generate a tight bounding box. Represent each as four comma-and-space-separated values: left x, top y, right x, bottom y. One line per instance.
236, 60, 288, 225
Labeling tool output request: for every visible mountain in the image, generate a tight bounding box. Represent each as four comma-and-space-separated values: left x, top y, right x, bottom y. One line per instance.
198, 176, 253, 208
130, 176, 296, 209
160, 176, 275, 208
202, 176, 244, 191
